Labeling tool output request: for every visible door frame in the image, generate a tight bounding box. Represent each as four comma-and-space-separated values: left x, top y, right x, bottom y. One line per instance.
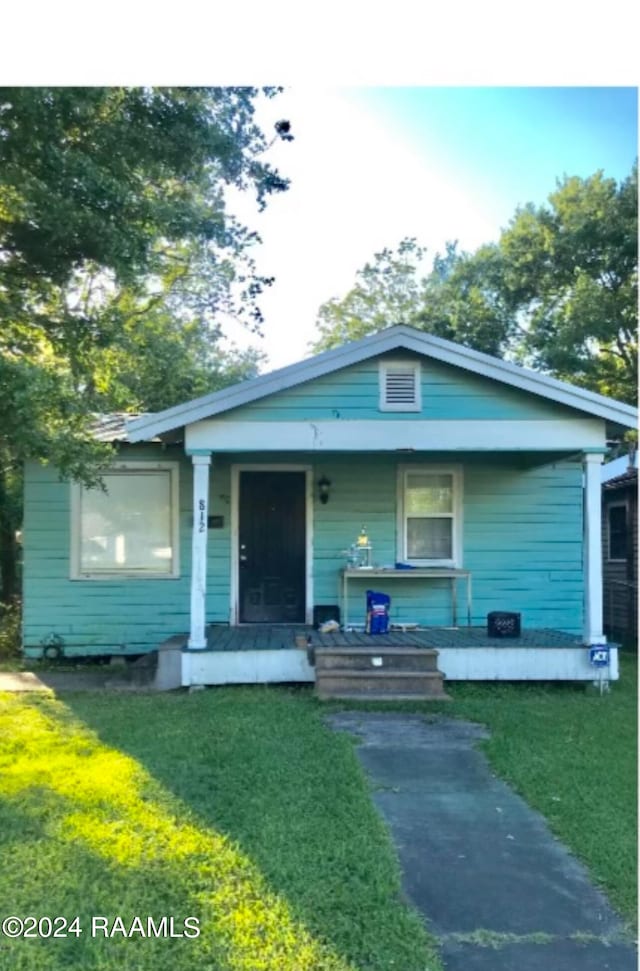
230, 463, 314, 625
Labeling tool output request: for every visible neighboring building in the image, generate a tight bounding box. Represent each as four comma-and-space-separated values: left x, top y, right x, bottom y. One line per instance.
21, 326, 637, 686
602, 455, 638, 647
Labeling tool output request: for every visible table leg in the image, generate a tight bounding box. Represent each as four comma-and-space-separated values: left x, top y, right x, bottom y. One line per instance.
343, 573, 348, 629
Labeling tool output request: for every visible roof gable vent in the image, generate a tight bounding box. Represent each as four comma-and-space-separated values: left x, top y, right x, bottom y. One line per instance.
379, 361, 421, 412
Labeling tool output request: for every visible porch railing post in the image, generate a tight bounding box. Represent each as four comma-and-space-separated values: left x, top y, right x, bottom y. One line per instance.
583, 452, 605, 645
188, 452, 212, 650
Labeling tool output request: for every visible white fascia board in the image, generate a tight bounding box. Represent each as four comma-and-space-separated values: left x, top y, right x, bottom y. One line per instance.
394, 331, 638, 428
126, 324, 637, 442
186, 417, 605, 453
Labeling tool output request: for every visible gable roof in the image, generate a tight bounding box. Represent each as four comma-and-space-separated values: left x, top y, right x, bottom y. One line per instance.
91, 413, 151, 442
603, 468, 638, 491
126, 325, 638, 442
602, 452, 638, 483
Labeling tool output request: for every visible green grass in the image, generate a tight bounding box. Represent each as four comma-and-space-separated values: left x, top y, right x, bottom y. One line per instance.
454, 656, 638, 929
0, 657, 636, 969
333, 653, 638, 929
0, 687, 441, 971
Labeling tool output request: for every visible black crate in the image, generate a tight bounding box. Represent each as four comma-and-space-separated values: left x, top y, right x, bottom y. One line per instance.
487, 611, 521, 638
313, 604, 341, 629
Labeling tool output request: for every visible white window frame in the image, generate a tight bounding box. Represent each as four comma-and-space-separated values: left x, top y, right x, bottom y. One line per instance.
606, 500, 628, 563
379, 360, 422, 412
70, 461, 180, 580
396, 464, 463, 567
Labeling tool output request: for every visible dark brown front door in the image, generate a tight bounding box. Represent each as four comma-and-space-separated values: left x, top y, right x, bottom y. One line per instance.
239, 470, 306, 623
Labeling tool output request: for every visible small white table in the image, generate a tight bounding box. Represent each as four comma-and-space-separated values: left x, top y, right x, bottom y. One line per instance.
340, 567, 472, 629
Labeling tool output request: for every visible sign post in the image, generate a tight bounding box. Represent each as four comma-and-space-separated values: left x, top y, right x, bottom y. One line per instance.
589, 645, 610, 695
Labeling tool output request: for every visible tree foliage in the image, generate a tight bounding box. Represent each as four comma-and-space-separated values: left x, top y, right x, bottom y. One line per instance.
0, 86, 289, 457
314, 238, 518, 358
0, 86, 291, 600
313, 165, 638, 404
499, 165, 637, 401
415, 242, 516, 358
313, 238, 429, 351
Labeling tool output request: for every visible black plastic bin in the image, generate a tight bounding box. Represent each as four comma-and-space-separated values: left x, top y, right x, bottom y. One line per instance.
313, 605, 341, 629
487, 611, 521, 637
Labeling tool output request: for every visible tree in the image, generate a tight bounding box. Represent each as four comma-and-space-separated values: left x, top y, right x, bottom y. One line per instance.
88, 300, 265, 415
312, 238, 517, 358
499, 166, 637, 402
0, 86, 292, 600
313, 238, 429, 352
414, 242, 516, 357
312, 165, 638, 404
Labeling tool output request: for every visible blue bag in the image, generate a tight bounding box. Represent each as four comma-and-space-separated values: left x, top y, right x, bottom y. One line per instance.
366, 590, 391, 635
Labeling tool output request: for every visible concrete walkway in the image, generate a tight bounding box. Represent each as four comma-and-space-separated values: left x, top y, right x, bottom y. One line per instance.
326, 712, 637, 971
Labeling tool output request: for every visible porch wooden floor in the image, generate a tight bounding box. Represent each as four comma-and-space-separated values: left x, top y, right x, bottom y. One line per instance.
197, 625, 585, 652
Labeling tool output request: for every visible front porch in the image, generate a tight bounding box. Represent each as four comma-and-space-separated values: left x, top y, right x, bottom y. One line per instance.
161, 624, 619, 689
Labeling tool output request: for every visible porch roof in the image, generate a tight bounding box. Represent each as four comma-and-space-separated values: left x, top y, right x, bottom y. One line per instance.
126, 325, 638, 444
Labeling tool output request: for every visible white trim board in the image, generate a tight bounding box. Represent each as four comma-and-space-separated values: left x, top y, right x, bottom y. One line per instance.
438, 646, 619, 681
187, 418, 605, 453
396, 464, 463, 567
126, 325, 637, 442
181, 645, 619, 685
70, 460, 181, 580
184, 648, 315, 686
229, 464, 314, 626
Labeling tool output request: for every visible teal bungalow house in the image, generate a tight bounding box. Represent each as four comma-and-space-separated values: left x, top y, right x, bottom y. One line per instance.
22, 326, 637, 691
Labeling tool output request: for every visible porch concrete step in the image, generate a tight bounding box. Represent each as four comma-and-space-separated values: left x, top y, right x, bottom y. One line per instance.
316, 669, 449, 700
153, 635, 186, 691
315, 646, 440, 673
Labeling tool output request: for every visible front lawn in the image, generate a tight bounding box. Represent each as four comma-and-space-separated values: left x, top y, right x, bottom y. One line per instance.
0, 686, 441, 971
0, 656, 635, 970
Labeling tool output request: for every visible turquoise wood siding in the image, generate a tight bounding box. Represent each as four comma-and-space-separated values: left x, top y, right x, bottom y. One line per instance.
224, 354, 585, 423
311, 454, 584, 634
205, 458, 232, 623
22, 449, 584, 656
23, 446, 192, 655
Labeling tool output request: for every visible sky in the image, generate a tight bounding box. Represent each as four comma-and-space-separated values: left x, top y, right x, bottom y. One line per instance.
2, 3, 638, 374
223, 86, 638, 370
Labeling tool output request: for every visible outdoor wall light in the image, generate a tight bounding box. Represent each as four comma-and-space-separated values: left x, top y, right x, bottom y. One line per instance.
318, 475, 331, 504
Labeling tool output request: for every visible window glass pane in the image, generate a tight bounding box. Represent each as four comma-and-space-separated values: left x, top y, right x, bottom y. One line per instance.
406, 473, 452, 514
608, 505, 627, 560
407, 517, 452, 559
80, 472, 173, 573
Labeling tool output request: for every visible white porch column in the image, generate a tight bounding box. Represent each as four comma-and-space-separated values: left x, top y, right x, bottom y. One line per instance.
583, 452, 605, 645
188, 452, 212, 650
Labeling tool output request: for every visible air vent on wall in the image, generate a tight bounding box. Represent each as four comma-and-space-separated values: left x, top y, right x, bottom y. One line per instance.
380, 362, 421, 411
